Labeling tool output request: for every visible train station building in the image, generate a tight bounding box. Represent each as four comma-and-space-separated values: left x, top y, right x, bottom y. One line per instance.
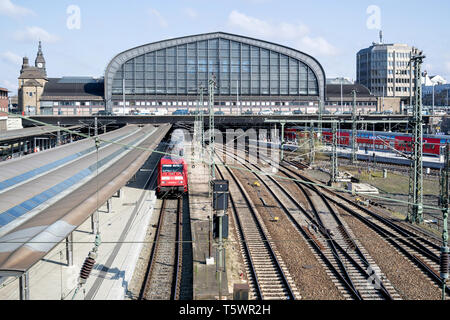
17, 32, 379, 115
105, 32, 326, 114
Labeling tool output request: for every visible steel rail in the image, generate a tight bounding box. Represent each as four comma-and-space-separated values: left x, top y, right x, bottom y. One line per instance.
215, 153, 296, 300
283, 160, 450, 296
139, 198, 167, 300
235, 147, 394, 299
218, 148, 363, 300
284, 166, 394, 300
287, 160, 441, 254
172, 198, 183, 300
215, 164, 263, 300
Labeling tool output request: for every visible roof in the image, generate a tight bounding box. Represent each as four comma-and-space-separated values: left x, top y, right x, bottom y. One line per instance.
0, 124, 170, 275
0, 88, 8, 92
23, 79, 43, 87
18, 67, 46, 80
0, 125, 82, 143
327, 78, 353, 85
41, 77, 104, 100
161, 156, 185, 164
326, 83, 373, 98
105, 31, 327, 105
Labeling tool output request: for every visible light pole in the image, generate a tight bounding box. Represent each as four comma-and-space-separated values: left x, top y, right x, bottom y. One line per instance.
35, 84, 38, 115
432, 83, 435, 116
351, 90, 357, 164
209, 75, 216, 181
122, 78, 126, 115
237, 79, 241, 115
440, 143, 449, 300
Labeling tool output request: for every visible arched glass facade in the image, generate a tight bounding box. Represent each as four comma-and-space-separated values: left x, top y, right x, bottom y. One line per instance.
105, 32, 326, 111
111, 38, 318, 97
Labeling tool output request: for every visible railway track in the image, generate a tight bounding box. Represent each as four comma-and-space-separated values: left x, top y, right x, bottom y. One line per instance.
218, 147, 398, 300
214, 157, 300, 300
139, 198, 183, 300
283, 159, 450, 299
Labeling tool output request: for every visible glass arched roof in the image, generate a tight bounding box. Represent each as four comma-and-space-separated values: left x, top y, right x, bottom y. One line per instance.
105, 32, 326, 107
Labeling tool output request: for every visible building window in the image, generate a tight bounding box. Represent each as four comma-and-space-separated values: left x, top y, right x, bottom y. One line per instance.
110, 38, 320, 98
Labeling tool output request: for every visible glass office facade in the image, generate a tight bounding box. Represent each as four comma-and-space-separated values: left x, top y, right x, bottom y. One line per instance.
110, 38, 319, 97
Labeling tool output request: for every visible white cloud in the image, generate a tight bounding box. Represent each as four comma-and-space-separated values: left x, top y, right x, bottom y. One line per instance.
227, 10, 338, 57
149, 8, 168, 28
0, 0, 35, 17
184, 8, 198, 19
298, 36, 338, 56
0, 51, 22, 65
228, 10, 308, 40
13, 26, 59, 43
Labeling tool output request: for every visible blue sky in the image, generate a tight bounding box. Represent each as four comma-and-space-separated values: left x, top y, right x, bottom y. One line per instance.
1, 0, 449, 93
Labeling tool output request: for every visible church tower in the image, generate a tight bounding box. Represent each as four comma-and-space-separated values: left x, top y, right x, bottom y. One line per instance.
35, 41, 46, 76
18, 42, 48, 114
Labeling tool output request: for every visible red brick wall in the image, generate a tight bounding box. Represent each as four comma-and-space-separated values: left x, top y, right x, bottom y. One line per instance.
0, 89, 8, 113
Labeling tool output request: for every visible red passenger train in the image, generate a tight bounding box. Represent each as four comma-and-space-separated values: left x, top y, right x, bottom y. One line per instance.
293, 128, 449, 156
319, 129, 445, 156
156, 156, 188, 198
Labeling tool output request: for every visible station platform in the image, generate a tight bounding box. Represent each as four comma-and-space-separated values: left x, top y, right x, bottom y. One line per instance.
0, 158, 158, 300
186, 144, 229, 300
0, 124, 82, 143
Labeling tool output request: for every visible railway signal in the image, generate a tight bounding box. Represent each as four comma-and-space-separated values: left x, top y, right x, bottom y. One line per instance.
212, 179, 229, 300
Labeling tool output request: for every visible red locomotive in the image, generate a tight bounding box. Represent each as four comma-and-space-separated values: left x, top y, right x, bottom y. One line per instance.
156, 156, 188, 198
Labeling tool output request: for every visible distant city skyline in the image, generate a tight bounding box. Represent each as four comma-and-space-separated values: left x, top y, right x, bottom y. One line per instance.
1, 0, 449, 93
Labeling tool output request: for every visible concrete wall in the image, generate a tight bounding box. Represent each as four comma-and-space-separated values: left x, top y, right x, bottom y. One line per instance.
0, 118, 6, 131
377, 97, 402, 113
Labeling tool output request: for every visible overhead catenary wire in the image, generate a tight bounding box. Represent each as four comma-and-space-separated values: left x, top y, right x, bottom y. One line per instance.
5, 113, 446, 212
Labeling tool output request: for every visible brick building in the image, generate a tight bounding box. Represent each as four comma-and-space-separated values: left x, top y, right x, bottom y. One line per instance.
0, 87, 8, 113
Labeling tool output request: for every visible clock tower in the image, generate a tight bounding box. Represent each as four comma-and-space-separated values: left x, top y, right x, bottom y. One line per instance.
35, 41, 46, 76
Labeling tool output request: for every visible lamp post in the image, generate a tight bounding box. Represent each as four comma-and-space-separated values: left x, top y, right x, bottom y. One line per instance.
35, 84, 38, 115
122, 78, 126, 115
432, 83, 435, 116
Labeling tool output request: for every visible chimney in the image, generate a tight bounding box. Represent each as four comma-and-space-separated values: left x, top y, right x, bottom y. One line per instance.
21, 57, 29, 73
